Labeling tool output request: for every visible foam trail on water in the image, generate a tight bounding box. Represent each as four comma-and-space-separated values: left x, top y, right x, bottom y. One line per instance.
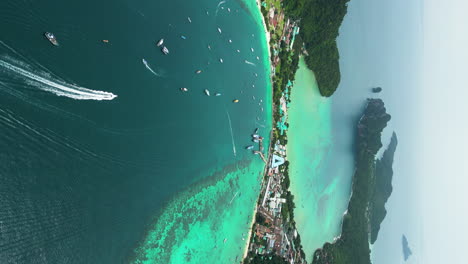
225, 109, 236, 157
244, 60, 256, 66
0, 59, 117, 100
215, 0, 226, 16
142, 59, 162, 77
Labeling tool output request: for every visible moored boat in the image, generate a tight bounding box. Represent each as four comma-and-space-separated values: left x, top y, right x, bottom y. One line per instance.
156, 38, 164, 47
217, 27, 222, 33
204, 89, 210, 96
246, 145, 254, 150
233, 99, 239, 103
180, 87, 188, 92
44, 32, 59, 46
187, 17, 192, 23
161, 46, 169, 55
215, 93, 221, 96
196, 70, 202, 74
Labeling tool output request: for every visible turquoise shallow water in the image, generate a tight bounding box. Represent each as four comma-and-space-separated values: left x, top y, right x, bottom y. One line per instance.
0, 0, 271, 263
287, 58, 353, 261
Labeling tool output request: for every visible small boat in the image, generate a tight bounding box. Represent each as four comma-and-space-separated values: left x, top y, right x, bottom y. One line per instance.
196, 70, 202, 74
254, 73, 258, 77
204, 89, 210, 96
252, 134, 259, 138
236, 49, 240, 53
253, 139, 259, 143
251, 48, 254, 52
44, 32, 59, 46
256, 56, 260, 60
102, 39, 109, 43
246, 145, 254, 150
181, 35, 187, 40
233, 99, 239, 103
223, 238, 227, 243
252, 84, 255, 87
156, 38, 164, 47
219, 58, 223, 63
161, 46, 169, 55
208, 45, 211, 50
254, 128, 259, 134
228, 39, 232, 43
217, 27, 222, 34
215, 93, 221, 96
228, 8, 231, 12
187, 17, 192, 23
180, 87, 188, 92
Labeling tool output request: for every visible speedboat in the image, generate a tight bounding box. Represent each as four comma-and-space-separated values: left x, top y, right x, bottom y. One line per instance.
215, 93, 221, 96
204, 89, 210, 96
196, 70, 202, 74
187, 17, 192, 23
161, 46, 169, 55
246, 145, 254, 150
44, 32, 59, 46
142, 58, 149, 66
180, 87, 188, 92
156, 39, 164, 47
217, 27, 222, 34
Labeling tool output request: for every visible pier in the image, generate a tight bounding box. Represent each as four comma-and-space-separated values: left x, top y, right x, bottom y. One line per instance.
254, 151, 267, 163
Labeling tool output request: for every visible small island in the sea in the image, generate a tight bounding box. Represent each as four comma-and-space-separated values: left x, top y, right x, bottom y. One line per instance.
312, 98, 397, 264
402, 235, 413, 261
372, 87, 383, 93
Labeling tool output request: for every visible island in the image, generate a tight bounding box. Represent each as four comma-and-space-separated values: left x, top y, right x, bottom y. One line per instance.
312, 98, 396, 264
372, 87, 383, 93
402, 235, 413, 261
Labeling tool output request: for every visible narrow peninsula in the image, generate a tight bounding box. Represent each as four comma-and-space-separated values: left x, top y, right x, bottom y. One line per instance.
312, 99, 397, 264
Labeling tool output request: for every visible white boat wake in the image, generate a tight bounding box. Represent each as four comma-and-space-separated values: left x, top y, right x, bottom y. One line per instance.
244, 60, 256, 66
225, 109, 236, 157
216, 0, 226, 16
142, 58, 163, 77
0, 58, 117, 101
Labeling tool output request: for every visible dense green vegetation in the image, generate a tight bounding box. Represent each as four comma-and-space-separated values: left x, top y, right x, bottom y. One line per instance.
369, 132, 398, 244
312, 99, 393, 264
283, 0, 351, 97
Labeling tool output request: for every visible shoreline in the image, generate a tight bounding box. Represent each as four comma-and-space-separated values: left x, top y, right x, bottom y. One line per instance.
241, 0, 273, 260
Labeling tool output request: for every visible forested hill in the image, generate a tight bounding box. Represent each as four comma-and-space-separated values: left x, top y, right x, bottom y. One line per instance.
369, 132, 398, 244
284, 0, 350, 97
312, 99, 394, 264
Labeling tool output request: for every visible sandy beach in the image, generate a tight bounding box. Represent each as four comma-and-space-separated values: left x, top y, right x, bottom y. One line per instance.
242, 0, 273, 260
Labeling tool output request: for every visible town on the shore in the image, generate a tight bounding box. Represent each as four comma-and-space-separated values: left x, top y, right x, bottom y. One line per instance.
243, 0, 307, 263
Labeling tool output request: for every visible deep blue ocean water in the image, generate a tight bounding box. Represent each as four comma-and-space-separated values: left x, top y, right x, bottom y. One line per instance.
0, 0, 271, 263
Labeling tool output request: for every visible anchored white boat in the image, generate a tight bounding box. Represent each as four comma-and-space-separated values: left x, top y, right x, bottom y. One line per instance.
156, 39, 164, 47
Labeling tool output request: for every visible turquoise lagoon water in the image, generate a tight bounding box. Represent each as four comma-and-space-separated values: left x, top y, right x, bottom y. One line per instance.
0, 0, 271, 263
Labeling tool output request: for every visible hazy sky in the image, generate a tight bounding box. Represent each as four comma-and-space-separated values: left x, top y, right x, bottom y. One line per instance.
417, 0, 468, 262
